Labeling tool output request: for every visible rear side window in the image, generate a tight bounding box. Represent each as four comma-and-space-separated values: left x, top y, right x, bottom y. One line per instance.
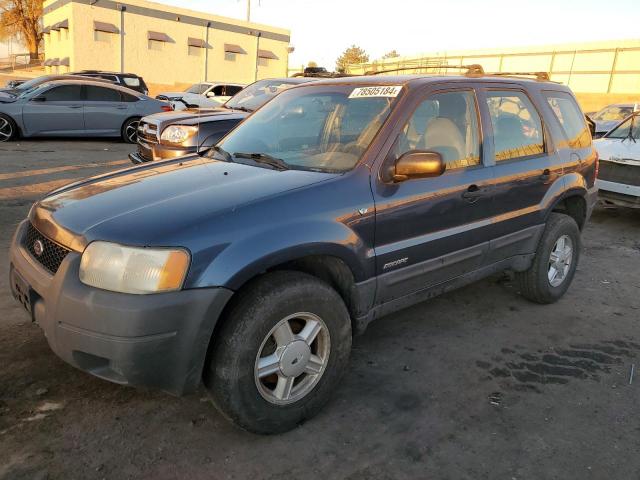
486, 91, 544, 161
43, 85, 82, 101
544, 91, 591, 148
120, 91, 139, 102
85, 86, 121, 102
123, 77, 140, 87
227, 86, 243, 96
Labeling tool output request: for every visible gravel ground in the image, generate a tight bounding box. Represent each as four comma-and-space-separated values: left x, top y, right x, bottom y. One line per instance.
1, 140, 639, 480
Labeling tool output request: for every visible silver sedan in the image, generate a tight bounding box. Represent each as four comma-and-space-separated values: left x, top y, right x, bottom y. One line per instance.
0, 79, 171, 143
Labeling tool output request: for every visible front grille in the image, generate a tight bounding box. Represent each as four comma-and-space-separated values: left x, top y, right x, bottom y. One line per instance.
22, 223, 71, 275
137, 121, 158, 144
598, 160, 640, 187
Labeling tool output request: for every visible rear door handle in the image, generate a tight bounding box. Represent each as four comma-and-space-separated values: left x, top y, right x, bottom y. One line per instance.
461, 184, 485, 202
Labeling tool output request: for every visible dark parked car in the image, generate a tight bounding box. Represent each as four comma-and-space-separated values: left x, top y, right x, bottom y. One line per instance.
0, 79, 171, 142
9, 73, 597, 434
70, 70, 149, 95
130, 77, 316, 164
0, 74, 112, 100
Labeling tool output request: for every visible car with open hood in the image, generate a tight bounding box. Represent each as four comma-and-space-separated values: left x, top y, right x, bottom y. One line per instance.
10, 71, 597, 434
594, 111, 640, 207
130, 77, 316, 164
156, 82, 245, 110
588, 102, 639, 138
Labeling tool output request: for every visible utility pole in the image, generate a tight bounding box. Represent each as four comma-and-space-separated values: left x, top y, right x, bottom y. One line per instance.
246, 0, 250, 21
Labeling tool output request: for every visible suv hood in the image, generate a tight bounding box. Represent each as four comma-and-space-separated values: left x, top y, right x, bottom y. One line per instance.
34, 155, 336, 248
141, 108, 248, 129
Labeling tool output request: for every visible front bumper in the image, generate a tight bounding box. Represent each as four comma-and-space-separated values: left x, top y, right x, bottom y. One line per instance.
9, 221, 233, 395
597, 180, 640, 208
132, 137, 195, 164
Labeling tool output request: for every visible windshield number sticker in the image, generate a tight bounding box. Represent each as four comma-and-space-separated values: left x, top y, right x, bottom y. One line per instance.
349, 86, 403, 99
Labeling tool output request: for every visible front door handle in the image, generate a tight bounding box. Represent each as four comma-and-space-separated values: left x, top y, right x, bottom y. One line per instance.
461, 184, 485, 202
68, 105, 82, 109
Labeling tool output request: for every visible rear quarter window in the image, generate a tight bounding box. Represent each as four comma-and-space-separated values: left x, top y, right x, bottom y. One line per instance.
544, 91, 591, 148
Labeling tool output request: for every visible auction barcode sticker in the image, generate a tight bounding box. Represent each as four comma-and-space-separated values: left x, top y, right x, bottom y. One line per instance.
349, 86, 403, 99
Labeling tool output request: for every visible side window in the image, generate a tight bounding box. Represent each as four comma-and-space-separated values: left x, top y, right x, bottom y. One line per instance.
85, 86, 122, 102
486, 91, 544, 161
544, 91, 591, 148
395, 90, 481, 169
227, 86, 243, 96
123, 77, 141, 87
212, 86, 225, 96
42, 85, 82, 101
120, 91, 139, 102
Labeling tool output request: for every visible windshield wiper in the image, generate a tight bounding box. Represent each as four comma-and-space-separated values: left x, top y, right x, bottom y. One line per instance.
229, 105, 253, 113
233, 152, 289, 170
208, 145, 234, 161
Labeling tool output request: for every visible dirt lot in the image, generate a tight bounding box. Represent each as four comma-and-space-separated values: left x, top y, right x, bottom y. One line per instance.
1, 140, 639, 480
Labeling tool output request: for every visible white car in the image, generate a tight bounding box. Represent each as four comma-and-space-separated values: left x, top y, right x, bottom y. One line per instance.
594, 112, 640, 208
156, 82, 245, 110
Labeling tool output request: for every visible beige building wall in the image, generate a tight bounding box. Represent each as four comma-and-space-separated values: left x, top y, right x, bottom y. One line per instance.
349, 39, 640, 96
42, 0, 290, 86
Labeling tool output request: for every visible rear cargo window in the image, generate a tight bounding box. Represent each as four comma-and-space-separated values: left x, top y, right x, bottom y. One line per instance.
544, 91, 591, 148
486, 91, 544, 161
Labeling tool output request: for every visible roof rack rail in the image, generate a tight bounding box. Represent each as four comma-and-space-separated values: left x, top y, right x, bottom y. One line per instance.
489, 71, 551, 81
365, 64, 485, 76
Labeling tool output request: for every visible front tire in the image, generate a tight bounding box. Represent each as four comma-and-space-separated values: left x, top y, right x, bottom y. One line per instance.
0, 114, 17, 142
516, 213, 581, 304
204, 271, 352, 434
121, 117, 140, 143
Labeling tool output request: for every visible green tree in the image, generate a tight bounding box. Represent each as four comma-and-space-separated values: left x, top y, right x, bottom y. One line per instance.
382, 50, 400, 59
335, 45, 369, 73
0, 0, 43, 62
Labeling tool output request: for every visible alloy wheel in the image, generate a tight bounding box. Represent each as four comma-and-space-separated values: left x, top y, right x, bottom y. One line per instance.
548, 234, 573, 287
0, 117, 13, 141
254, 312, 331, 405
125, 120, 139, 143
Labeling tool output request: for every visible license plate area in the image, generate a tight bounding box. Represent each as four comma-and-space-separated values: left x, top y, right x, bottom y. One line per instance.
10, 266, 34, 318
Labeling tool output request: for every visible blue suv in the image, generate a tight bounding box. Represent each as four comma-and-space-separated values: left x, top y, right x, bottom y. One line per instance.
9, 73, 598, 433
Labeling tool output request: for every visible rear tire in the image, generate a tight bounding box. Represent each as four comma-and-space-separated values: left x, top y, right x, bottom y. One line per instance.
121, 117, 140, 143
516, 213, 581, 304
204, 271, 352, 434
0, 113, 17, 142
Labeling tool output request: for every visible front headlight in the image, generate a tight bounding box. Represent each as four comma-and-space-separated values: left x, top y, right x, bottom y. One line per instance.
79, 242, 190, 294
160, 125, 198, 145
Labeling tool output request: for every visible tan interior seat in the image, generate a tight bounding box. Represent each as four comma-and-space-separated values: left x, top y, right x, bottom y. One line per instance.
420, 117, 465, 162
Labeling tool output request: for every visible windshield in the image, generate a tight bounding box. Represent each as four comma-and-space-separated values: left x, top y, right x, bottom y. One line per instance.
224, 79, 303, 112
216, 85, 401, 172
592, 105, 633, 122
16, 83, 49, 99
605, 114, 640, 140
185, 83, 211, 94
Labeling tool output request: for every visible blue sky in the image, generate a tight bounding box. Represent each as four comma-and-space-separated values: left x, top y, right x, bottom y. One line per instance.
156, 0, 640, 69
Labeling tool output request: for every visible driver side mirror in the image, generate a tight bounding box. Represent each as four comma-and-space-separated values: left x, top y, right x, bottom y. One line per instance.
391, 151, 446, 182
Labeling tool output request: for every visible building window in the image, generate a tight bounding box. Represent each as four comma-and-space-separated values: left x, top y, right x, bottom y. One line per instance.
188, 45, 202, 57
224, 52, 236, 62
148, 39, 164, 51
258, 57, 269, 67
94, 30, 112, 43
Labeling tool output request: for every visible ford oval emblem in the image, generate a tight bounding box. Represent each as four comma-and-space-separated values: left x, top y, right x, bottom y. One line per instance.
33, 239, 44, 256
